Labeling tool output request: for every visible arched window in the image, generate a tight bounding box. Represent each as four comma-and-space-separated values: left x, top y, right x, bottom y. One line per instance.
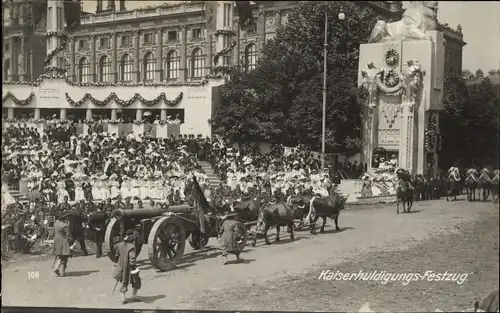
142, 52, 156, 82
4, 59, 10, 79
78, 57, 90, 83
98, 55, 112, 82
245, 43, 258, 71
165, 50, 180, 80
191, 48, 204, 79
119, 54, 133, 82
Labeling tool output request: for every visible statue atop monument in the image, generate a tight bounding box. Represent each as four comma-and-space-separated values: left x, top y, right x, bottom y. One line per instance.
368, 1, 438, 43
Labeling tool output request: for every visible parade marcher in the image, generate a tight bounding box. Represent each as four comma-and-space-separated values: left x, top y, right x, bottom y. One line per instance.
52, 212, 71, 277
113, 229, 141, 304
66, 203, 89, 256
88, 206, 108, 258
219, 212, 245, 265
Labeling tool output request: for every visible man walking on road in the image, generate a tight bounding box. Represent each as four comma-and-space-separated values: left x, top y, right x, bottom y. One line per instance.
52, 212, 72, 277
87, 206, 108, 258
113, 229, 141, 304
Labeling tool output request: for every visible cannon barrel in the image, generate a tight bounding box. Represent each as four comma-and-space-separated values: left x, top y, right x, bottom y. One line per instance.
112, 204, 193, 221
112, 207, 169, 221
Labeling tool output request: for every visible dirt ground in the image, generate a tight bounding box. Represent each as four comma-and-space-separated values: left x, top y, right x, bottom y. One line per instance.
2, 198, 499, 311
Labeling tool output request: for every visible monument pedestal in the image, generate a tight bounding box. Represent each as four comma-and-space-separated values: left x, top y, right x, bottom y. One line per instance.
358, 31, 445, 175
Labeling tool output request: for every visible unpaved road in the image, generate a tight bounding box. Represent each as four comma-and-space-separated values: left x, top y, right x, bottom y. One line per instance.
2, 197, 498, 311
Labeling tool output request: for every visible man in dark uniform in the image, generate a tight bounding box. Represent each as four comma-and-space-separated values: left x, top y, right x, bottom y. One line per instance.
65, 173, 75, 201
67, 205, 89, 256
57, 195, 72, 212
105, 198, 115, 213
87, 206, 108, 258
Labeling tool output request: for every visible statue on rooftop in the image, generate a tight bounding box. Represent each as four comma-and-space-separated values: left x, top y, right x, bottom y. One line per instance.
368, 1, 439, 43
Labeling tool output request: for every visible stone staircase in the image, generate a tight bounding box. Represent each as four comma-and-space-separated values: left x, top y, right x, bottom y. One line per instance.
198, 161, 223, 188
7, 183, 29, 202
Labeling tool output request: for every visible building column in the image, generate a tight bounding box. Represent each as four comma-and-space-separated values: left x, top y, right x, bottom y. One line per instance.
60, 108, 67, 120
155, 28, 163, 82
233, 24, 240, 68
133, 31, 140, 82
111, 32, 117, 83
206, 33, 213, 72
363, 105, 379, 171
19, 36, 26, 81
86, 108, 92, 120
111, 109, 117, 120
258, 11, 266, 57
160, 109, 167, 120
275, 10, 281, 29
399, 103, 415, 172
136, 109, 143, 121
7, 108, 14, 119
34, 108, 40, 119
179, 26, 187, 81
90, 35, 96, 82
9, 37, 15, 81
69, 37, 76, 81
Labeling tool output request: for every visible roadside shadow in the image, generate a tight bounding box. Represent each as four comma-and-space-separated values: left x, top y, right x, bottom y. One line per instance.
226, 258, 256, 265
316, 226, 355, 235
67, 270, 100, 277
252, 236, 305, 247
137, 294, 166, 304
406, 209, 422, 214
153, 262, 196, 274
182, 249, 222, 264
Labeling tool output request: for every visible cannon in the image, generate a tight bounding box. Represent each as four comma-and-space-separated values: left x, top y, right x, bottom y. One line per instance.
104, 204, 221, 271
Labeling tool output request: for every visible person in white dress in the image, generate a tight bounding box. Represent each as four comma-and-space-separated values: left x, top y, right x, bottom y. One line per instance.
100, 175, 110, 200
56, 179, 69, 204
109, 174, 120, 199
120, 176, 131, 198
92, 175, 102, 201
139, 176, 149, 200
74, 175, 85, 202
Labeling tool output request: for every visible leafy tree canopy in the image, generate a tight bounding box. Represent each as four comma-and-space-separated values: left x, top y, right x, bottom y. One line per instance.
211, 2, 380, 153
440, 73, 499, 168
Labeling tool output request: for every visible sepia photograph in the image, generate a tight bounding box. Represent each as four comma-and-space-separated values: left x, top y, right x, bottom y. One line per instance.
1, 0, 499, 312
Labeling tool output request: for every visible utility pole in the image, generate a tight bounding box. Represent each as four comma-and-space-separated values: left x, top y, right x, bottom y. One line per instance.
321, 12, 328, 169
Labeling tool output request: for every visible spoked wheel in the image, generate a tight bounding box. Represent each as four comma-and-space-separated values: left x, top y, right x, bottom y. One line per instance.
148, 216, 186, 271
105, 217, 142, 263
188, 231, 210, 250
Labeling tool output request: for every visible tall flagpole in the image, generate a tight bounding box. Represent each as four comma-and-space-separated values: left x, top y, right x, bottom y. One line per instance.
321, 12, 328, 169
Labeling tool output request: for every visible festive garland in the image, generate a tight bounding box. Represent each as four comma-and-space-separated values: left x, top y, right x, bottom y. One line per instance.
382, 69, 400, 88
3, 73, 211, 88
213, 40, 237, 66
2, 92, 35, 106
44, 31, 69, 68
384, 48, 399, 66
65, 92, 183, 108
44, 66, 67, 75
214, 30, 236, 36
424, 118, 441, 152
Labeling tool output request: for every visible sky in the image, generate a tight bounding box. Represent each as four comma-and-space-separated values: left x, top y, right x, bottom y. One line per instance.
82, 1, 500, 73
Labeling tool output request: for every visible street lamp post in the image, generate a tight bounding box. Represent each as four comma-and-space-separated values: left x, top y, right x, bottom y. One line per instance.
321, 10, 345, 170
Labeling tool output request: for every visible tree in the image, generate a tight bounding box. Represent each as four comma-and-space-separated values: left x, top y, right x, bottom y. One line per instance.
440, 74, 499, 168
211, 2, 379, 152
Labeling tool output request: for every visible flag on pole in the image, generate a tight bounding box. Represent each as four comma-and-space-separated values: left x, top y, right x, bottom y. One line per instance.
234, 1, 254, 28
191, 176, 210, 234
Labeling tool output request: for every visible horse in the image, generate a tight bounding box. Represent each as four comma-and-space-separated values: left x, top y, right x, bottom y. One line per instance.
464, 168, 479, 202
477, 168, 492, 202
445, 167, 461, 201
396, 170, 413, 214
252, 202, 295, 246
287, 194, 311, 229
303, 185, 345, 234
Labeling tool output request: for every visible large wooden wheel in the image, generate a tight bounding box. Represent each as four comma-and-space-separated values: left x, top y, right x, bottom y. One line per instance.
188, 231, 210, 250
104, 217, 143, 263
148, 216, 186, 271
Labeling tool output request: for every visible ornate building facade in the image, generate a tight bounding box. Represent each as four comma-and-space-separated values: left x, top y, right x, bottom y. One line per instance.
3, 0, 466, 85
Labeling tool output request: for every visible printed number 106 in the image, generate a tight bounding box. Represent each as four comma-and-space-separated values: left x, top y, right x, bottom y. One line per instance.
28, 271, 40, 279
